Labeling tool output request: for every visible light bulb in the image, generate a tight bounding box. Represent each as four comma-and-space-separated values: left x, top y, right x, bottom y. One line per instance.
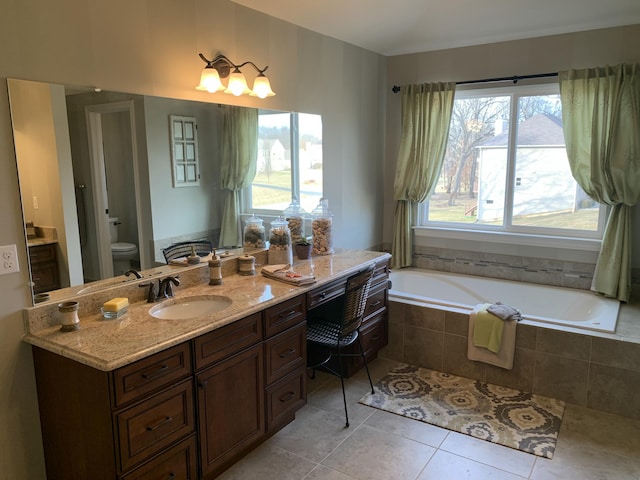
250, 74, 276, 98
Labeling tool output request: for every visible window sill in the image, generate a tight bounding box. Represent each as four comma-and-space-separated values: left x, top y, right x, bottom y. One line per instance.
414, 226, 601, 252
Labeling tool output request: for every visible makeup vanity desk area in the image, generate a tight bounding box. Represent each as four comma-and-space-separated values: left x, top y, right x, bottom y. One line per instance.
23, 249, 391, 480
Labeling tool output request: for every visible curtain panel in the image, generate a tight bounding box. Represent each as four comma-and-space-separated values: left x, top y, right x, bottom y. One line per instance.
391, 82, 456, 269
218, 106, 258, 248
559, 63, 640, 302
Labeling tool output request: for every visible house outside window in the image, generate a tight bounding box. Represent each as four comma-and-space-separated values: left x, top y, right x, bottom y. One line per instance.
419, 83, 606, 244
246, 111, 323, 215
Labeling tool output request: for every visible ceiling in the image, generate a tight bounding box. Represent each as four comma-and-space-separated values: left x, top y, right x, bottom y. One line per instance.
230, 0, 640, 56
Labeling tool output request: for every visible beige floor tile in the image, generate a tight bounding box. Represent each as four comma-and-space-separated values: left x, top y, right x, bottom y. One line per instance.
322, 423, 436, 480
304, 465, 358, 480
556, 404, 640, 459
364, 409, 449, 448
270, 404, 358, 462
216, 442, 317, 480
418, 450, 527, 480
306, 375, 377, 427
530, 448, 640, 480
440, 432, 535, 478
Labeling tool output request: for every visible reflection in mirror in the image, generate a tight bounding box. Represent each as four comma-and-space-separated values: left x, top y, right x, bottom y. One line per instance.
8, 78, 322, 305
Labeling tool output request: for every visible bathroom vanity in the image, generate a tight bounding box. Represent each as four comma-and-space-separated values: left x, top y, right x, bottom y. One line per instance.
23, 249, 390, 479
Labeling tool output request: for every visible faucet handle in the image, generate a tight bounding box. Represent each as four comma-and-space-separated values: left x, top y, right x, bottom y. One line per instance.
139, 282, 157, 303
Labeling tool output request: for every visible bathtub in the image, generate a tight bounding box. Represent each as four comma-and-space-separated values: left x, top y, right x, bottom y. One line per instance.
388, 268, 620, 333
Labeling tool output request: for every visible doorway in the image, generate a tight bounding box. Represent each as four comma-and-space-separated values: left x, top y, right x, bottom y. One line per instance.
85, 101, 143, 281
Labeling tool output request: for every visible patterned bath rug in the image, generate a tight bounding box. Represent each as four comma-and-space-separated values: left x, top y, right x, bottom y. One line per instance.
359, 363, 565, 459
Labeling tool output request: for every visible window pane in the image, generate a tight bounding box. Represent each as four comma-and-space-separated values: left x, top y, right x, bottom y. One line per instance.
511, 95, 599, 231
428, 95, 511, 225
253, 112, 292, 210
298, 113, 323, 212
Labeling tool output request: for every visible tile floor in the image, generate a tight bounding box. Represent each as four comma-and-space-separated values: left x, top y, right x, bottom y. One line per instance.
218, 357, 640, 480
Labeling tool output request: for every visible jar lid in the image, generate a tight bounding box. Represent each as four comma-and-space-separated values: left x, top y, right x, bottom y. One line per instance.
270, 216, 289, 229
245, 215, 263, 226
283, 196, 307, 217
311, 197, 333, 217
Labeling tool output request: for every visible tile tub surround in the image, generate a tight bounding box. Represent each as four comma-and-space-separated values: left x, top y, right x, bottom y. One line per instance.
380, 300, 640, 420
23, 249, 390, 371
413, 245, 595, 290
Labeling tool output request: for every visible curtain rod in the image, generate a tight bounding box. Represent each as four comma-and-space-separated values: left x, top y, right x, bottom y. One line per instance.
391, 72, 558, 93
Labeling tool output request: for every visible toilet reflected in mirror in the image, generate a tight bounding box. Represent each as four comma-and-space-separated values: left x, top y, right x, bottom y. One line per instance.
108, 217, 139, 275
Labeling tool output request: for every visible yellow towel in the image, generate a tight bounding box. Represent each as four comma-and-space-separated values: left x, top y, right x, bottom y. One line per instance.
472, 303, 504, 353
468, 303, 518, 370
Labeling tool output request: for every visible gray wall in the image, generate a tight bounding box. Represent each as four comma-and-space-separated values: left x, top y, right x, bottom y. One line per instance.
0, 1, 385, 477
383, 25, 640, 273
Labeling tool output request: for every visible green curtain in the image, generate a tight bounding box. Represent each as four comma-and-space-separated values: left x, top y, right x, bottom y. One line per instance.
391, 82, 456, 269
559, 64, 640, 302
218, 106, 258, 248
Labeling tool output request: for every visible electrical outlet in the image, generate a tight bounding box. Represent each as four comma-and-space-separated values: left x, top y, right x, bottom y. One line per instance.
0, 244, 20, 274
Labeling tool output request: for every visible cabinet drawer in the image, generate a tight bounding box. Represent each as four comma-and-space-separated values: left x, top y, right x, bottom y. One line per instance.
371, 259, 390, 287
194, 312, 263, 370
29, 243, 57, 263
264, 322, 306, 385
113, 343, 192, 408
116, 378, 195, 472
307, 278, 347, 310
265, 369, 306, 432
361, 315, 387, 354
120, 434, 198, 480
363, 283, 387, 320
31, 261, 60, 294
264, 294, 306, 338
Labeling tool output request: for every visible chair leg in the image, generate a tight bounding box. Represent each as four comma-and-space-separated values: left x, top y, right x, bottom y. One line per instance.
336, 346, 349, 428
357, 335, 375, 394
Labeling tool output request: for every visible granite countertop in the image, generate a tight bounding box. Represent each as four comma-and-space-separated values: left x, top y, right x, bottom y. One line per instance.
23, 249, 390, 372
27, 237, 58, 247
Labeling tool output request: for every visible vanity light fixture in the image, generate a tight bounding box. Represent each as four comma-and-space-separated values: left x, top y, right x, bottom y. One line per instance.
196, 53, 275, 98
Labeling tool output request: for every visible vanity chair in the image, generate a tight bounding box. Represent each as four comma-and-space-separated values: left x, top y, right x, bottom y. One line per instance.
306, 264, 376, 427
162, 239, 213, 263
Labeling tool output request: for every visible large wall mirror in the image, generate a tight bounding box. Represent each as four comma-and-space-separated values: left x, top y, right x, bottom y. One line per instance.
8, 78, 322, 305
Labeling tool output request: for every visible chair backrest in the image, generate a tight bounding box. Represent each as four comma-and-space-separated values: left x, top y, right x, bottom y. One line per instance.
339, 264, 375, 340
162, 240, 213, 263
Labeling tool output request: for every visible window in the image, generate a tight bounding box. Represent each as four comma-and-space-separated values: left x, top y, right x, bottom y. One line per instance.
420, 83, 605, 240
246, 111, 323, 214
170, 115, 200, 187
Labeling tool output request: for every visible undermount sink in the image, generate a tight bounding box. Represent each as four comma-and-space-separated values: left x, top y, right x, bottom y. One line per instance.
149, 295, 232, 320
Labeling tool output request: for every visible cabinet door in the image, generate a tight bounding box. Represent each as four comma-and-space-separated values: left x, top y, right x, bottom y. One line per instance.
196, 344, 265, 478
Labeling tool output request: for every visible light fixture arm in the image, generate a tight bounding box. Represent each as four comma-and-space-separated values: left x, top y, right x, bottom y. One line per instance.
198, 53, 269, 78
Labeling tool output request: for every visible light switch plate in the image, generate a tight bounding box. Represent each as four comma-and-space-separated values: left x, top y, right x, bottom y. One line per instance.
0, 244, 20, 274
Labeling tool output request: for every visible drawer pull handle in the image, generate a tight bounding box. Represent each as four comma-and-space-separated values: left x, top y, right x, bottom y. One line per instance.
199, 380, 208, 389
371, 335, 380, 341
141, 364, 169, 380
279, 391, 295, 402
146, 416, 173, 431
279, 348, 296, 358
279, 309, 297, 318
167, 474, 176, 480
319, 292, 327, 299
369, 301, 381, 308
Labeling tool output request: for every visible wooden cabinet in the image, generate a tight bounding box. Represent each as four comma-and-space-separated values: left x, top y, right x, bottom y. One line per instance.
31, 258, 390, 479
32, 343, 195, 480
194, 298, 306, 479
29, 242, 60, 293
194, 312, 265, 479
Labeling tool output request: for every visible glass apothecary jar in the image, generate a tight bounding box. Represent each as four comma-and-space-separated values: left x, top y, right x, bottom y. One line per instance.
311, 197, 334, 255
283, 196, 307, 245
268, 217, 293, 265
243, 215, 266, 249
